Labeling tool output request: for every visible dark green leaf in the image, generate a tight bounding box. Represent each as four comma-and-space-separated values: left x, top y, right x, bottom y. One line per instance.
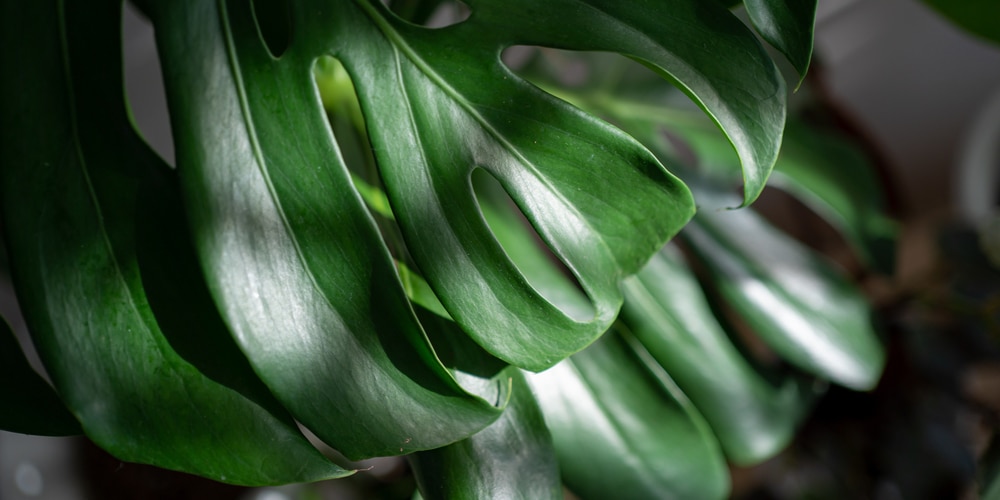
528, 331, 729, 500
621, 246, 820, 464
921, 0, 1000, 46
981, 435, 1000, 500
0, 318, 80, 436
409, 370, 561, 500
742, 0, 817, 87
0, 0, 348, 484
319, 0, 695, 370
148, 1, 504, 459
681, 201, 885, 390
620, 109, 897, 272
473, 0, 785, 206
233, 0, 783, 373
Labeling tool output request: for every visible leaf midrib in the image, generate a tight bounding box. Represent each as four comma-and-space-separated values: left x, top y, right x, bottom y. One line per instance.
55, 0, 150, 343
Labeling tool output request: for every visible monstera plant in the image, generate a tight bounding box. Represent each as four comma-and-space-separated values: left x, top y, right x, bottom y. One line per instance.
0, 0, 891, 498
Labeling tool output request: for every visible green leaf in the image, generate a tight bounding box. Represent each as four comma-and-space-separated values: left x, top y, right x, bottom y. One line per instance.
681, 201, 885, 390
528, 330, 729, 500
742, 0, 817, 87
148, 1, 504, 459
319, 0, 695, 370
243, 0, 782, 372
473, 0, 786, 206
409, 370, 562, 500
0, 0, 348, 484
921, 0, 1000, 46
770, 121, 897, 273
981, 435, 1000, 500
0, 318, 80, 437
621, 109, 897, 272
621, 246, 819, 465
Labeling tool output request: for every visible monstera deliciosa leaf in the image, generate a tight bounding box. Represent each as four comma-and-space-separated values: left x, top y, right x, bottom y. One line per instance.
1, 0, 820, 489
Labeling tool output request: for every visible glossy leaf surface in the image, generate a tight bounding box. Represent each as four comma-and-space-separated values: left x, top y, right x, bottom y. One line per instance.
324, 0, 695, 370
621, 246, 819, 464
529, 331, 729, 499
0, 0, 347, 484
743, 0, 817, 86
681, 204, 885, 390
149, 1, 504, 459
0, 319, 80, 436
226, 0, 784, 372
409, 370, 561, 500
613, 101, 896, 271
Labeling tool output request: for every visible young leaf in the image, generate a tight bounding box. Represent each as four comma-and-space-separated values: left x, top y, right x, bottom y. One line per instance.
409, 370, 562, 500
0, 0, 348, 484
148, 1, 505, 459
0, 318, 80, 437
742, 0, 818, 87
621, 246, 820, 465
528, 331, 730, 500
681, 203, 885, 390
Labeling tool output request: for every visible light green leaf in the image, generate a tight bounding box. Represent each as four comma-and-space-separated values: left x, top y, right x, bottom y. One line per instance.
621, 246, 820, 464
528, 330, 729, 500
743, 0, 818, 87
409, 370, 562, 500
0, 0, 348, 484
148, 1, 505, 459
0, 318, 80, 437
681, 202, 885, 390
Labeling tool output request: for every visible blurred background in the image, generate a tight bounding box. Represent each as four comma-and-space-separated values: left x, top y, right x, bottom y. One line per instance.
3, 0, 1000, 498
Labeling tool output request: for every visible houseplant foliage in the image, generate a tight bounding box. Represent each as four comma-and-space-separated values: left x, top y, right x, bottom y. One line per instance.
0, 0, 890, 497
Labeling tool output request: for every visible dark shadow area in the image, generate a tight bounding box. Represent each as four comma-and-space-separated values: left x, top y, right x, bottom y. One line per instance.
250, 0, 290, 58
134, 161, 290, 418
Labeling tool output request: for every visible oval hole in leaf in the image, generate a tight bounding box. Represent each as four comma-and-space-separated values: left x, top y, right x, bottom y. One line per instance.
312, 56, 411, 263
471, 168, 594, 322
250, 0, 291, 58
385, 0, 471, 29
502, 46, 595, 89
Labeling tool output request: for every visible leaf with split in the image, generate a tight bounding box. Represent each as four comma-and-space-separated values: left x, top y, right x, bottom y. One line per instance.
148, 1, 505, 459
621, 246, 820, 464
528, 330, 729, 500
0, 1, 347, 484
681, 196, 885, 390
278, 0, 783, 371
